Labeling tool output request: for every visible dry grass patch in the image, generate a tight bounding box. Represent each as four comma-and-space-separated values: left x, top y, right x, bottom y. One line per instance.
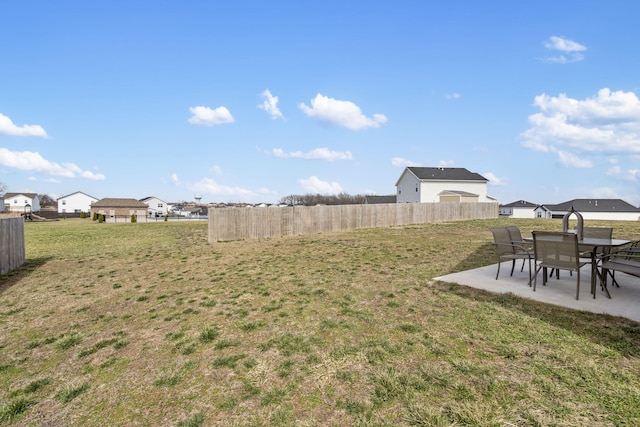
0, 218, 639, 425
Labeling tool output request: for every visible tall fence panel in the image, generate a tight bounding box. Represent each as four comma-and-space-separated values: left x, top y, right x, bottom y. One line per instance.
209, 202, 497, 242
0, 217, 26, 275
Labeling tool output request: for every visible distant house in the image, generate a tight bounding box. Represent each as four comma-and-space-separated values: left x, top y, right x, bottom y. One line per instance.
535, 199, 640, 221
395, 167, 494, 203
364, 195, 397, 204
140, 196, 169, 217
90, 198, 150, 222
499, 200, 538, 218
57, 191, 99, 215
4, 192, 40, 213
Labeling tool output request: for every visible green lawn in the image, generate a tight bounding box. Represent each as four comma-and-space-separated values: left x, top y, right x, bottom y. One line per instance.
1, 218, 639, 426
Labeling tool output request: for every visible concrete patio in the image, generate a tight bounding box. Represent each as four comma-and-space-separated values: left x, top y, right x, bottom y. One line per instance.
435, 261, 640, 323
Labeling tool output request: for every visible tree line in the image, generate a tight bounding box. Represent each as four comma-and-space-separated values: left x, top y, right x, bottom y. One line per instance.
278, 193, 367, 206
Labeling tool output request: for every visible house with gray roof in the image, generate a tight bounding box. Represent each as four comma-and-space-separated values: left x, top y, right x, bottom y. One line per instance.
534, 199, 640, 221
57, 191, 99, 215
499, 200, 538, 218
4, 192, 40, 213
91, 198, 150, 222
363, 195, 397, 204
395, 167, 495, 204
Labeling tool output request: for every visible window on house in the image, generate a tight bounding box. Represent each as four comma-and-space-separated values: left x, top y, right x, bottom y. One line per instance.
62, 200, 66, 205
415, 184, 419, 192
158, 203, 163, 208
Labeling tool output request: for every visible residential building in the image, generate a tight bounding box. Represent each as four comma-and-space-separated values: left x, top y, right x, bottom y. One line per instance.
90, 198, 150, 222
395, 167, 494, 203
363, 195, 397, 204
57, 191, 99, 215
534, 199, 640, 221
140, 196, 169, 217
4, 192, 40, 213
499, 200, 538, 218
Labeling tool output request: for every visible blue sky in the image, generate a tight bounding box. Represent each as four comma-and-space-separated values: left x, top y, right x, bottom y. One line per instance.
2, 1, 640, 205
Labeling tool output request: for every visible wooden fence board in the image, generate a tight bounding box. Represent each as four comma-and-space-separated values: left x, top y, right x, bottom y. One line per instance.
0, 217, 25, 275
208, 202, 498, 242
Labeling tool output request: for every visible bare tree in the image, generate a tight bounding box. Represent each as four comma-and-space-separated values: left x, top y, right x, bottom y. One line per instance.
38, 194, 57, 208
0, 182, 6, 196
278, 193, 366, 206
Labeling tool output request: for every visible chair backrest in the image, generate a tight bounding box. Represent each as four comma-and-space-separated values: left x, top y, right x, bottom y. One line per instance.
581, 226, 613, 239
532, 231, 581, 269
506, 225, 524, 243
490, 227, 515, 255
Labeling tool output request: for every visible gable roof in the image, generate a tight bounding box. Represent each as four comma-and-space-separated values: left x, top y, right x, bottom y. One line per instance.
57, 191, 98, 200
364, 195, 397, 204
438, 190, 478, 197
91, 198, 149, 208
501, 200, 537, 208
140, 196, 167, 203
543, 199, 640, 213
404, 167, 488, 182
4, 192, 38, 199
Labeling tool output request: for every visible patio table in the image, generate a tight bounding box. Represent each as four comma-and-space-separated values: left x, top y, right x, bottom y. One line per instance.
525, 236, 630, 298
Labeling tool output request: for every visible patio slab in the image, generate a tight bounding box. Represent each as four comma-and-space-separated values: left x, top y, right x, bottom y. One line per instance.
434, 262, 640, 323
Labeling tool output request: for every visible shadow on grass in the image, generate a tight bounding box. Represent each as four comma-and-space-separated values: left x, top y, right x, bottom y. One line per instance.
0, 257, 51, 295
437, 241, 640, 358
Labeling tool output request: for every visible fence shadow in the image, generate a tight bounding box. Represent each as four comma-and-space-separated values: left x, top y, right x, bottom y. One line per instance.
0, 257, 51, 295
435, 242, 640, 358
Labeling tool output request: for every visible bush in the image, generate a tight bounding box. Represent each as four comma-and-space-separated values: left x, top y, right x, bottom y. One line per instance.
80, 211, 86, 219
131, 214, 137, 223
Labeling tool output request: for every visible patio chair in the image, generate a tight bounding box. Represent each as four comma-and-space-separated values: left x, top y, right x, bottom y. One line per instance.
490, 227, 533, 284
532, 231, 589, 300
506, 225, 533, 272
579, 226, 613, 257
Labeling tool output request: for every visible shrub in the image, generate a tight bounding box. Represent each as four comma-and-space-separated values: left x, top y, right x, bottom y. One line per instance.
131, 214, 137, 223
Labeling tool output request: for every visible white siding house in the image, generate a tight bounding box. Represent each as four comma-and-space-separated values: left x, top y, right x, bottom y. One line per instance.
500, 200, 538, 218
4, 192, 40, 213
57, 191, 99, 214
536, 199, 640, 221
140, 196, 169, 217
395, 167, 494, 203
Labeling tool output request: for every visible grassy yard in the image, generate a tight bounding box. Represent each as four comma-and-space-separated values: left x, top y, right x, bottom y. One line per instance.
1, 218, 640, 426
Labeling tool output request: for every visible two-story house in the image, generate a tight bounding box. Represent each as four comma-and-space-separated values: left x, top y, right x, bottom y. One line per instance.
4, 192, 41, 213
395, 167, 495, 203
140, 196, 169, 217
57, 191, 99, 215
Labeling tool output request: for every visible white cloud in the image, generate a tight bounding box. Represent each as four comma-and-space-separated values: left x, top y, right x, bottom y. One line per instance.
298, 176, 343, 194
0, 113, 48, 137
544, 36, 587, 53
188, 106, 234, 126
258, 89, 284, 120
521, 88, 640, 166
542, 36, 587, 63
607, 165, 640, 182
0, 148, 105, 180
483, 172, 508, 186
438, 160, 455, 167
171, 173, 180, 185
190, 178, 258, 198
298, 93, 387, 130
391, 157, 420, 167
445, 93, 461, 100
555, 149, 593, 168
273, 147, 352, 162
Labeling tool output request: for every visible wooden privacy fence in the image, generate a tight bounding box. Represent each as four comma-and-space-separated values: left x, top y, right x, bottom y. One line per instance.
0, 217, 26, 274
208, 202, 498, 242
